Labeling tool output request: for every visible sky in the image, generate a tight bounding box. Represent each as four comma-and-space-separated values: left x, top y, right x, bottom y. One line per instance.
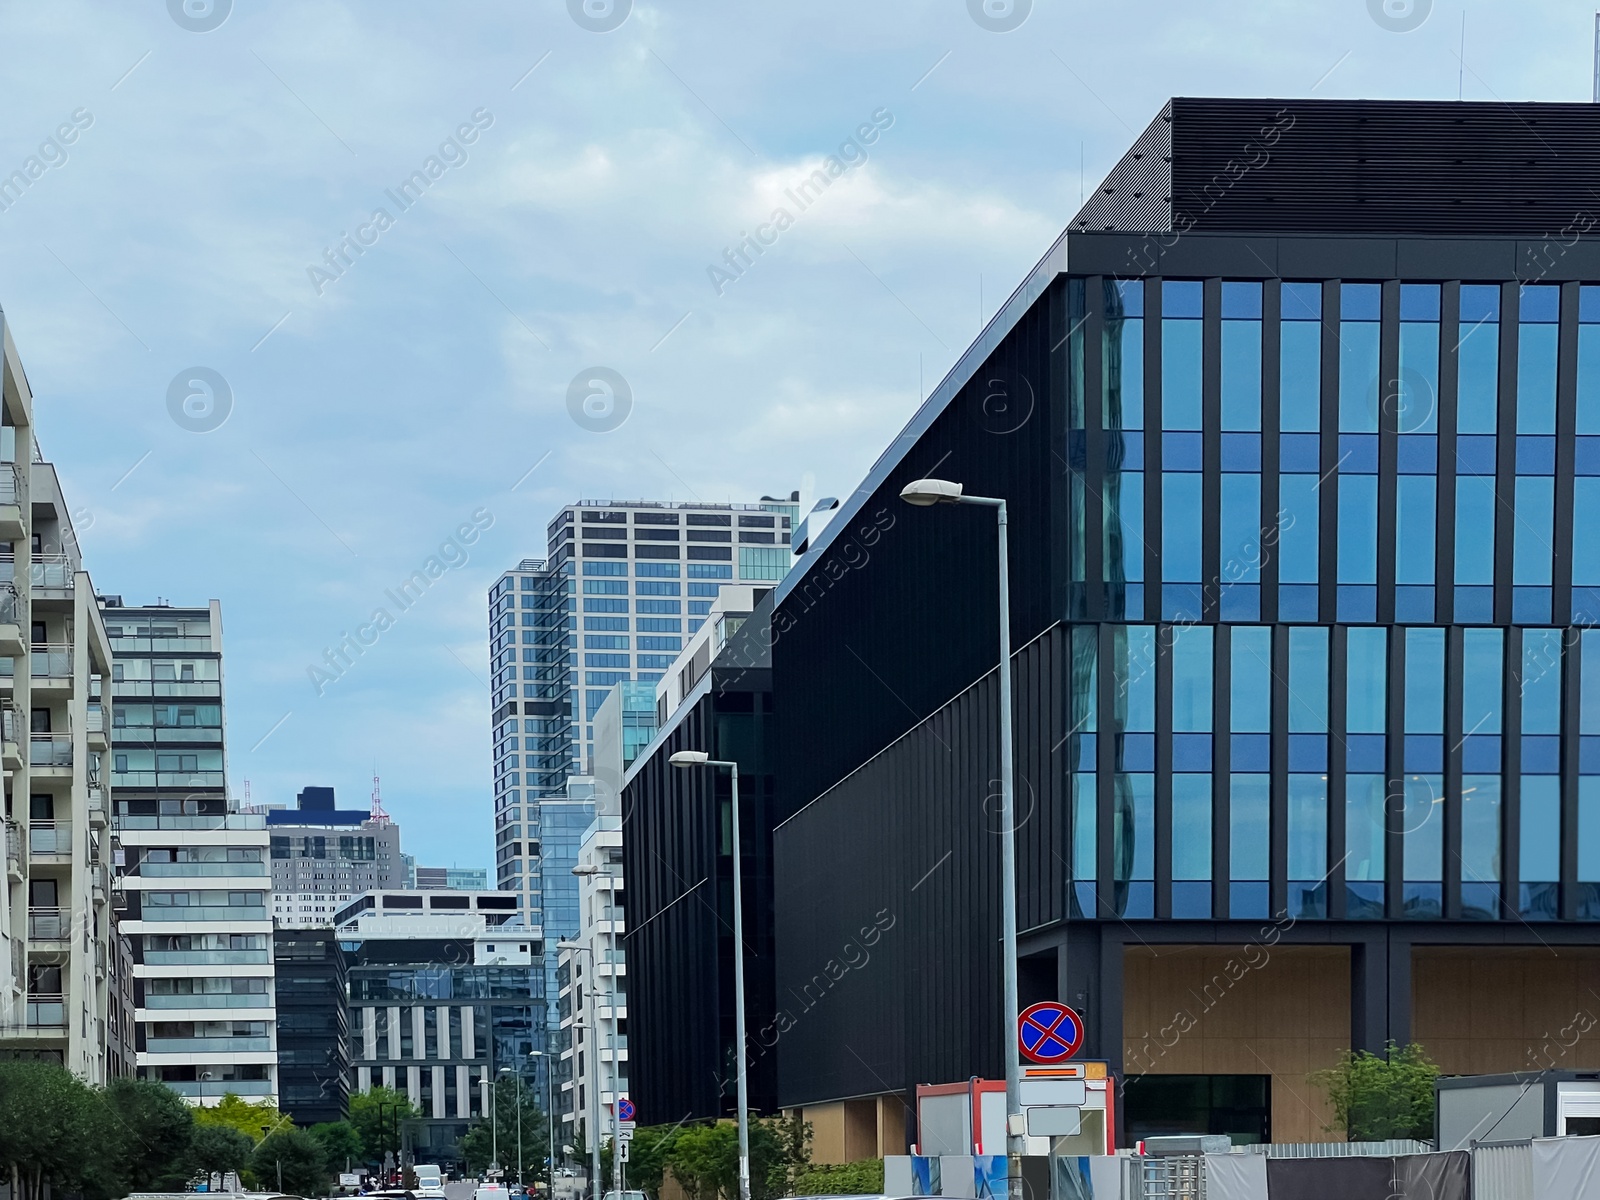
0, 0, 1594, 870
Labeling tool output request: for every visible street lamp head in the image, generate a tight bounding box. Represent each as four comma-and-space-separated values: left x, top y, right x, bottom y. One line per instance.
899, 478, 964, 506
571, 863, 602, 876
556, 939, 583, 951
669, 749, 709, 767
500, 1065, 513, 1075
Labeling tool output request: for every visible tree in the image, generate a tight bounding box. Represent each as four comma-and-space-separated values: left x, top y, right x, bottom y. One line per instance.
191, 1125, 255, 1184
1309, 1041, 1440, 1141
310, 1121, 365, 1171
625, 1124, 680, 1200
350, 1085, 421, 1164
99, 1077, 197, 1193
196, 1092, 285, 1143
458, 1076, 547, 1182
0, 1061, 110, 1200
251, 1127, 330, 1197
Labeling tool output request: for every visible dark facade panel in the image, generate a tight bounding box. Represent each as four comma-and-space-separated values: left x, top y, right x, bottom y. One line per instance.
274, 928, 350, 1127
773, 631, 1063, 1109
622, 667, 778, 1124
772, 280, 1064, 821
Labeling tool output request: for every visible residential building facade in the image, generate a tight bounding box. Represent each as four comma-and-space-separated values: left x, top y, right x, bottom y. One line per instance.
269, 786, 403, 927
0, 432, 119, 1083
734, 97, 1600, 1146
102, 599, 277, 1104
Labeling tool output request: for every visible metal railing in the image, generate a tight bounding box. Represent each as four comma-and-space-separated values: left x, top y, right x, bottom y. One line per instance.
29, 644, 71, 679
24, 994, 65, 1028
142, 992, 271, 1010
86, 705, 105, 734
0, 463, 17, 507
26, 556, 72, 591
28, 821, 72, 856
1, 703, 20, 744
116, 813, 264, 831
28, 734, 71, 768
27, 908, 68, 939
3, 821, 20, 869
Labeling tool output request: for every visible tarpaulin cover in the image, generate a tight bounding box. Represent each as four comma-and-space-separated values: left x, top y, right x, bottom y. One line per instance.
1263, 1152, 1469, 1200
1050, 1156, 1092, 1200
1086, 1156, 1123, 1200
1533, 1136, 1600, 1198
1202, 1153, 1267, 1200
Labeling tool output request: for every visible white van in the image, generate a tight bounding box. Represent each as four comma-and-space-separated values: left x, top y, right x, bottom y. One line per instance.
414, 1165, 445, 1190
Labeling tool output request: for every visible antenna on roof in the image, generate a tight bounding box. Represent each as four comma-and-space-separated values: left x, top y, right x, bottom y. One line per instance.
370, 772, 391, 824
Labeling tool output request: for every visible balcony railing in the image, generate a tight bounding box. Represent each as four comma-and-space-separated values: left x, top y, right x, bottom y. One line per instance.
116, 814, 263, 831
111, 771, 225, 790
29, 735, 71, 769
138, 862, 268, 878
28, 822, 72, 857
29, 644, 71, 679
164, 1079, 274, 1098
0, 463, 17, 507
24, 994, 65, 1028
0, 586, 16, 627
27, 908, 68, 939
25, 556, 72, 591
144, 1036, 272, 1054
86, 705, 105, 735
1, 704, 20, 744
138, 906, 268, 923
141, 949, 270, 966
142, 993, 272, 1010
4, 821, 20, 869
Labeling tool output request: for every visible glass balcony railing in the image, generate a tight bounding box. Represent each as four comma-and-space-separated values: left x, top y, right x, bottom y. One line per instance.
164, 1079, 274, 1098
0, 587, 16, 626
116, 814, 264, 831
1, 705, 20, 744
86, 705, 105, 735
29, 645, 71, 679
139, 906, 269, 923
138, 862, 269, 879
25, 995, 65, 1028
112, 771, 226, 790
28, 822, 72, 857
29, 735, 71, 769
142, 993, 272, 1010
25, 557, 72, 591
141, 949, 270, 966
27, 908, 68, 939
144, 1037, 272, 1054
0, 464, 17, 507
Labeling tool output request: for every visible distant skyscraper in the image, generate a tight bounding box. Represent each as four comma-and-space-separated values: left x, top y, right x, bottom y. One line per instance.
267, 786, 404, 928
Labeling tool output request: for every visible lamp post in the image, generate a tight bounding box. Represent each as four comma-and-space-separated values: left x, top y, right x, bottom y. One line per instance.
529, 1050, 555, 1194
900, 478, 1022, 1197
500, 1066, 523, 1186
488, 1072, 501, 1180
669, 749, 751, 1200
558, 938, 602, 1200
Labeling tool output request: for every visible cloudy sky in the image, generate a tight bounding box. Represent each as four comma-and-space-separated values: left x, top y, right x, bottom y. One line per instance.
0, 0, 1591, 869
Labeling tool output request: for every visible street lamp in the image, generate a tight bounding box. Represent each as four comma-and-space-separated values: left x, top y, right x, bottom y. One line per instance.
558, 938, 602, 1200
900, 478, 1022, 1191
529, 1050, 556, 1194
500, 1066, 524, 1187
669, 748, 751, 1200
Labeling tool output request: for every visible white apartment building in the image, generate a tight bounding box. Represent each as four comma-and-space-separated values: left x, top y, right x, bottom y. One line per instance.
0, 411, 120, 1082
554, 817, 625, 1145
101, 599, 277, 1104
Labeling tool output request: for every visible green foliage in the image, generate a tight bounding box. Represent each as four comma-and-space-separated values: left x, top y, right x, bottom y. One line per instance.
250, 1126, 330, 1197
634, 1114, 810, 1200
310, 1121, 365, 1169
0, 1060, 115, 1200
458, 1076, 546, 1181
1309, 1041, 1440, 1141
790, 1160, 885, 1196
195, 1092, 284, 1143
100, 1076, 199, 1192
622, 1123, 680, 1199
191, 1124, 255, 1180
350, 1085, 422, 1163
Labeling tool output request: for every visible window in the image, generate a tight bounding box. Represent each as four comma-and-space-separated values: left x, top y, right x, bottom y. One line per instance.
1339, 284, 1380, 432
1280, 282, 1322, 431
1162, 280, 1203, 430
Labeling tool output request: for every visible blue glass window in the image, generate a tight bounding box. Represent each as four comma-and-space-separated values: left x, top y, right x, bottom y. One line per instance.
1521, 775, 1560, 883
1347, 627, 1388, 734
1104, 281, 1143, 431
1072, 771, 1095, 883
1581, 777, 1600, 880
1117, 626, 1156, 732
1278, 475, 1320, 584
1584, 631, 1600, 735
1339, 284, 1380, 432
1513, 476, 1554, 586
1395, 475, 1436, 586
1171, 626, 1213, 732
1462, 628, 1503, 736
1579, 319, 1600, 434
1457, 286, 1500, 435
1397, 286, 1440, 434
1521, 629, 1564, 735
1338, 475, 1377, 584
1230, 775, 1269, 881
1221, 474, 1261, 584
1071, 625, 1097, 734
1162, 282, 1203, 430
1519, 286, 1559, 435
1280, 295, 1322, 432
1221, 283, 1262, 431
1162, 473, 1201, 582
1455, 475, 1496, 584
1288, 626, 1329, 732
1287, 774, 1327, 883
1461, 775, 1502, 887
1404, 774, 1443, 884
1346, 775, 1387, 883
1230, 627, 1272, 733
1107, 472, 1143, 585
1405, 628, 1445, 734
1171, 774, 1211, 880
1577, 479, 1600, 588
1114, 774, 1154, 885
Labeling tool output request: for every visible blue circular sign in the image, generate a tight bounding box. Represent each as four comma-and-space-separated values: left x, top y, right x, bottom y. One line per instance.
1018, 1001, 1084, 1063
616, 1097, 636, 1122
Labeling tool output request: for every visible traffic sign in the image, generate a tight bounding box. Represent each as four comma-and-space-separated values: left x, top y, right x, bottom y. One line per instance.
1017, 1001, 1084, 1063
616, 1097, 636, 1122
618, 1139, 630, 1163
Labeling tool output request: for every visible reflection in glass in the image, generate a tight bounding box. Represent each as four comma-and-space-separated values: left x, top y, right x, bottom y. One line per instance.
1347, 628, 1387, 734
1581, 777, 1600, 881
1072, 770, 1095, 886
1521, 775, 1560, 883
1287, 774, 1327, 883
1230, 774, 1269, 881
1339, 475, 1377, 584
1288, 626, 1329, 732
1462, 628, 1504, 735
1405, 628, 1445, 734
1347, 775, 1387, 883
1403, 774, 1443, 883
1279, 475, 1320, 584
1104, 280, 1143, 430
1171, 774, 1212, 882
1395, 475, 1436, 585
1522, 629, 1564, 735
1460, 775, 1502, 886
1114, 626, 1155, 733
1231, 627, 1272, 733
1171, 626, 1213, 732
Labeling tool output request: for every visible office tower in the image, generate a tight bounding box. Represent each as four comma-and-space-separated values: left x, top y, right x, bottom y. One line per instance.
335, 888, 537, 1172
273, 927, 349, 1126
625, 98, 1600, 1149
268, 786, 403, 927
0, 436, 119, 1082
100, 598, 277, 1104
414, 865, 490, 890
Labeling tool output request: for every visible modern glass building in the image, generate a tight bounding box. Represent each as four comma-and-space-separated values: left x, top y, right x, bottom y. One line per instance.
743, 98, 1600, 1147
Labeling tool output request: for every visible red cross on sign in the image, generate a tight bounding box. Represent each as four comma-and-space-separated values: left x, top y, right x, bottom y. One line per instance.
1017, 1001, 1084, 1063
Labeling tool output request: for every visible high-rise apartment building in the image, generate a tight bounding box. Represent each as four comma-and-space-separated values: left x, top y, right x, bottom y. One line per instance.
489, 497, 796, 917
0, 435, 120, 1082
268, 786, 403, 927
101, 599, 277, 1105
554, 816, 625, 1148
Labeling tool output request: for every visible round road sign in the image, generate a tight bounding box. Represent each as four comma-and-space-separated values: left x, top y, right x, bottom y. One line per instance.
1018, 1001, 1084, 1063
616, 1096, 636, 1122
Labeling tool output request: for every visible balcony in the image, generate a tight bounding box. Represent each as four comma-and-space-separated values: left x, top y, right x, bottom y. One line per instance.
141, 949, 270, 966
86, 705, 108, 750
137, 906, 269, 923
142, 993, 272, 1010
144, 1037, 272, 1054
91, 861, 108, 906
4, 822, 20, 884
0, 586, 20, 658
95, 943, 107, 980
28, 644, 72, 691
165, 1079, 275, 1099
27, 907, 68, 942
29, 734, 71, 773
138, 861, 268, 878
116, 813, 264, 831
18, 994, 66, 1030
1, 704, 20, 770
26, 555, 73, 601
86, 785, 107, 828
0, 464, 21, 539
28, 821, 72, 862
